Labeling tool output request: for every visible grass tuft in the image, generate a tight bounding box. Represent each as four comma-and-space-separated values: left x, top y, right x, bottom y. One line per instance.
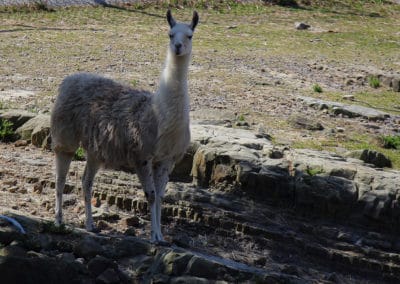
368, 76, 380, 88
0, 119, 15, 142
313, 84, 323, 93
381, 135, 400, 150
73, 147, 86, 161
41, 221, 71, 234
306, 166, 325, 176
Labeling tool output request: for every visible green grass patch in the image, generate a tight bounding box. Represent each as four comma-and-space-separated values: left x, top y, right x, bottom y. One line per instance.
0, 119, 15, 142
306, 166, 325, 176
292, 133, 400, 169
381, 135, 400, 150
309, 91, 400, 115
41, 221, 71, 234
73, 147, 86, 161
313, 84, 323, 93
368, 76, 380, 88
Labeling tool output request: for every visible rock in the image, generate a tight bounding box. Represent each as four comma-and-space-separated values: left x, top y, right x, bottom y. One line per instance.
235, 121, 250, 128
15, 114, 51, 148
295, 175, 358, 217
390, 77, 400, 92
172, 233, 192, 248
332, 105, 390, 121
96, 268, 121, 284
0, 242, 27, 257
171, 145, 197, 182
295, 22, 310, 30
96, 220, 112, 231
56, 252, 76, 263
0, 255, 92, 284
185, 256, 221, 279
32, 124, 51, 149
191, 124, 271, 188
92, 209, 120, 222
62, 195, 77, 207
14, 139, 28, 147
298, 96, 390, 121
112, 237, 150, 258
0, 219, 23, 246
0, 109, 35, 130
170, 276, 210, 284
160, 251, 193, 276
124, 227, 136, 236
347, 150, 392, 168
123, 216, 140, 227
33, 182, 43, 194
92, 197, 101, 207
342, 95, 355, 101
289, 115, 324, 131
88, 255, 117, 277
73, 237, 104, 259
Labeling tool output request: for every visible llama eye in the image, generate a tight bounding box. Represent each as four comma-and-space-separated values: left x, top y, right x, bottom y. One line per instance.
169, 34, 174, 39
187, 35, 193, 40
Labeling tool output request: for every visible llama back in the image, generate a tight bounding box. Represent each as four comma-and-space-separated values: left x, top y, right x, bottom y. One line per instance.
51, 73, 159, 169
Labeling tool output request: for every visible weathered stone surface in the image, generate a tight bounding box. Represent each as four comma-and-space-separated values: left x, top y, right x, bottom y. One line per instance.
0, 109, 35, 130
112, 236, 151, 258
160, 250, 193, 276
295, 22, 310, 30
186, 256, 223, 279
95, 267, 121, 284
188, 124, 400, 231
88, 255, 117, 277
170, 276, 210, 284
2, 120, 400, 282
15, 114, 50, 148
298, 96, 390, 121
289, 115, 324, 130
73, 236, 104, 259
295, 175, 358, 217
346, 149, 392, 168
0, 255, 92, 284
391, 77, 400, 92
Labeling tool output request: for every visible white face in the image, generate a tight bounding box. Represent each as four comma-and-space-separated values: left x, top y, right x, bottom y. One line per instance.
168, 24, 194, 56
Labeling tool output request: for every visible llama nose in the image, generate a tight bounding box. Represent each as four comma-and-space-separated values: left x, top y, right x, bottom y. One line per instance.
175, 43, 182, 52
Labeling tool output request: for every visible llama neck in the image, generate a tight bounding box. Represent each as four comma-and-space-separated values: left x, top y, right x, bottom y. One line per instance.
155, 49, 191, 121
158, 49, 191, 93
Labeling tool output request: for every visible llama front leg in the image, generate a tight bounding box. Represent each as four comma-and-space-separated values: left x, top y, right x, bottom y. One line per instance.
82, 156, 99, 231
55, 152, 73, 226
135, 159, 160, 242
153, 160, 174, 243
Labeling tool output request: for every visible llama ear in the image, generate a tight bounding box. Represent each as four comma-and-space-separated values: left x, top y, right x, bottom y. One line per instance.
190, 11, 199, 31
167, 9, 176, 28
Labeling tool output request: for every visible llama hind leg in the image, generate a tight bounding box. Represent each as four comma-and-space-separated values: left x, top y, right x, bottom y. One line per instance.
55, 152, 73, 226
82, 155, 99, 231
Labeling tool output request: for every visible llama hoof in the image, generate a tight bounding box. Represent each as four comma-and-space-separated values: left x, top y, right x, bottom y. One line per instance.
89, 227, 101, 234
86, 223, 100, 233
54, 219, 62, 227
151, 231, 166, 244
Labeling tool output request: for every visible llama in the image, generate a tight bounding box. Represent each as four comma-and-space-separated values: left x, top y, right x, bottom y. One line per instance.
50, 10, 199, 243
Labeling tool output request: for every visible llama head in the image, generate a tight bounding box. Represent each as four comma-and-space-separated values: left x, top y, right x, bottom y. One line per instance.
167, 10, 199, 57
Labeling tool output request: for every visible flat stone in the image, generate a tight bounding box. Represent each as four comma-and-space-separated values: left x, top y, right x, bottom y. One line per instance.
0, 109, 35, 130
73, 237, 104, 259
